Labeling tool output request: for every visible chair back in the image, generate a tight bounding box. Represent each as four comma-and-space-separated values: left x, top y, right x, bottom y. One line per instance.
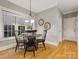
15, 31, 19, 43
42, 30, 47, 42
27, 36, 36, 46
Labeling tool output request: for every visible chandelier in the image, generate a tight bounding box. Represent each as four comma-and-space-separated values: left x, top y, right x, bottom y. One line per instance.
25, 0, 34, 23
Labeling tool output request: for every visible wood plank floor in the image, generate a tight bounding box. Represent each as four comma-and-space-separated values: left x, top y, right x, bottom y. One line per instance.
0, 40, 78, 59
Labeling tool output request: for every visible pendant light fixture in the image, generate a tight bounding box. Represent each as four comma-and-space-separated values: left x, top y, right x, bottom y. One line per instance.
30, 0, 32, 17
25, 0, 34, 23
30, 0, 35, 24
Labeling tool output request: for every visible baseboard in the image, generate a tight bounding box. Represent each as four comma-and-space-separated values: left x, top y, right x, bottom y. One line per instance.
0, 41, 59, 51
63, 39, 77, 42
45, 41, 59, 46
0, 43, 16, 51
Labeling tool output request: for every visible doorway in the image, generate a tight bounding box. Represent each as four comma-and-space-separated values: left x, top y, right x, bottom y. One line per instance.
63, 17, 78, 41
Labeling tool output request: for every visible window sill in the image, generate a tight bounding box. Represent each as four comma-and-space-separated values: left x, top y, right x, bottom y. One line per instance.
0, 37, 15, 41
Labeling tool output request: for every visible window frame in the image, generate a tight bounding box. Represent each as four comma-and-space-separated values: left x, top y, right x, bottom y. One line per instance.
18, 26, 25, 35
4, 25, 15, 37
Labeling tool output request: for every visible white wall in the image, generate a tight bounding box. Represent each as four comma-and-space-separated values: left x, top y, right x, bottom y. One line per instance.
0, 6, 36, 51
0, 6, 16, 51
36, 7, 63, 46
63, 16, 78, 41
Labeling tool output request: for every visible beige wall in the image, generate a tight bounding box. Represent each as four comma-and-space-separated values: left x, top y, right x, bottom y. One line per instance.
36, 7, 63, 46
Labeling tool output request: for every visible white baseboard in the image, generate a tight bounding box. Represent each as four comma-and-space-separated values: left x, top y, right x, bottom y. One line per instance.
45, 41, 59, 46
0, 41, 59, 51
0, 43, 16, 51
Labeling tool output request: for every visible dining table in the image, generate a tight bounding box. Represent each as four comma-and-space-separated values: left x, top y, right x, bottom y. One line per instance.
15, 30, 43, 57
23, 32, 42, 52
22, 30, 41, 37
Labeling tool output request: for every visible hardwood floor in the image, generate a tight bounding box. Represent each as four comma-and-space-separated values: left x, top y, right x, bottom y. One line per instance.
0, 40, 77, 59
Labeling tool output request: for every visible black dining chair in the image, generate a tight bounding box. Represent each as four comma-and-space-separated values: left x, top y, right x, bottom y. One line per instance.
15, 32, 25, 52
24, 36, 37, 57
36, 30, 47, 49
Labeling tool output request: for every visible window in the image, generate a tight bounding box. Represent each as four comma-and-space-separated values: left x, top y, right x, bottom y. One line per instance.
3, 10, 26, 37
18, 26, 25, 35
4, 25, 15, 37
3, 10, 15, 37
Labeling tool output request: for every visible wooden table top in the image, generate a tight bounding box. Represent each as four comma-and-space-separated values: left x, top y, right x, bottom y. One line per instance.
24, 30, 37, 33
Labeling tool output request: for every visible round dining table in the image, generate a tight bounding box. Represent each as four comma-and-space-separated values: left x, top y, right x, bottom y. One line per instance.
21, 33, 42, 38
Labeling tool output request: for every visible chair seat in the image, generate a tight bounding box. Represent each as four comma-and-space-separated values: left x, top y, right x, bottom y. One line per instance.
18, 40, 24, 43
36, 39, 44, 42
18, 40, 28, 43
27, 46, 35, 51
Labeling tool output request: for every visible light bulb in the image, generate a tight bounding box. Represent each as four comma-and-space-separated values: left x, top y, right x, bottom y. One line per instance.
25, 20, 29, 23
31, 19, 34, 23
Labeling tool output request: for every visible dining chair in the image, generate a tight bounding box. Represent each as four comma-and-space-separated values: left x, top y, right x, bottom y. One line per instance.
15, 32, 25, 52
36, 30, 47, 49
24, 36, 37, 57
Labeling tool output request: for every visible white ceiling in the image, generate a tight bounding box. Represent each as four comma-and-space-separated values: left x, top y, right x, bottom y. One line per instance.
7, 0, 78, 14
57, 0, 78, 14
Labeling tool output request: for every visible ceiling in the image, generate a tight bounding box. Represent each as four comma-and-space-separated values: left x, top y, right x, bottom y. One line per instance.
7, 0, 78, 14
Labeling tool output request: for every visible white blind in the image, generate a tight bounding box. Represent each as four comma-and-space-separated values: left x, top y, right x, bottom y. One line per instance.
3, 11, 15, 25
2, 10, 29, 26
16, 17, 26, 25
